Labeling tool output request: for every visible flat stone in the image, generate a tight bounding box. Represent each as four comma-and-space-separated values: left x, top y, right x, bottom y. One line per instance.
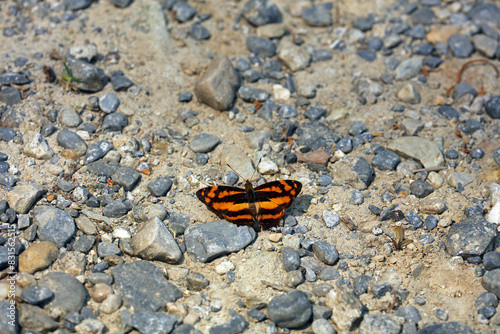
395, 57, 423, 80
56, 129, 87, 156
35, 207, 76, 247
19, 241, 59, 274
112, 261, 183, 312
0, 87, 22, 106
446, 172, 474, 188
18, 304, 58, 332
387, 136, 444, 168
312, 241, 339, 265
6, 184, 47, 214
65, 58, 107, 92
446, 215, 497, 258
38, 272, 87, 318
277, 39, 311, 72
195, 54, 240, 111
185, 220, 256, 262
189, 133, 221, 153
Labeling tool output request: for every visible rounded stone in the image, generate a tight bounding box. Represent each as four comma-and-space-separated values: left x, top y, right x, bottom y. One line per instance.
19, 241, 59, 274
267, 290, 312, 328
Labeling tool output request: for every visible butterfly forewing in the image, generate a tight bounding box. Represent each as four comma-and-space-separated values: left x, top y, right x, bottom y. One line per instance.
196, 180, 302, 228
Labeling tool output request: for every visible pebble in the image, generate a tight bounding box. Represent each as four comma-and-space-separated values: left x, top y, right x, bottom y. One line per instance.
84, 141, 113, 164
401, 118, 424, 135
302, 3, 333, 27
185, 220, 256, 262
267, 291, 312, 328
102, 112, 129, 132
130, 217, 182, 263
406, 211, 424, 228
195, 54, 240, 111
350, 189, 364, 205
446, 215, 496, 257
186, 271, 209, 291
277, 39, 311, 72
189, 23, 211, 40
238, 86, 270, 102
111, 74, 134, 91
472, 35, 497, 58
425, 215, 438, 230
20, 285, 54, 305
360, 314, 401, 334
209, 315, 248, 334
484, 252, 500, 271
312, 241, 339, 265
419, 197, 446, 214
6, 183, 47, 214
257, 158, 279, 175
417, 322, 475, 334
23, 133, 54, 160
103, 198, 133, 217
18, 241, 59, 274
65, 59, 107, 92
0, 87, 22, 106
129, 311, 179, 333
57, 129, 88, 156
147, 177, 173, 197
99, 93, 120, 113
241, 0, 282, 26
397, 83, 421, 104
172, 2, 197, 22
410, 180, 434, 198
34, 207, 76, 247
97, 242, 122, 258
336, 136, 353, 153
395, 57, 423, 80
246, 36, 276, 57
257, 23, 287, 39
18, 304, 58, 332
448, 34, 475, 58
99, 294, 122, 314
371, 150, 401, 171
322, 210, 340, 228
485, 95, 500, 119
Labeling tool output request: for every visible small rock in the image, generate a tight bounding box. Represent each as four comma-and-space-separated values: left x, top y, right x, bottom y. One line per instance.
371, 150, 401, 171
397, 83, 421, 104
277, 39, 311, 72
35, 207, 76, 247
326, 286, 363, 331
302, 3, 332, 27
485, 95, 500, 119
38, 272, 87, 318
446, 215, 496, 257
448, 34, 475, 58
446, 172, 474, 188
267, 291, 312, 328
312, 241, 339, 265
241, 0, 282, 26
189, 133, 221, 153
387, 136, 444, 168
57, 129, 87, 156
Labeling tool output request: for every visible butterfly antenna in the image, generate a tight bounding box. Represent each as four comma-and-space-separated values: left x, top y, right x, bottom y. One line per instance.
226, 164, 245, 181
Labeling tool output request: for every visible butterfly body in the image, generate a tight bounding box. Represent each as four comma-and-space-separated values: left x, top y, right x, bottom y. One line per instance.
196, 180, 302, 228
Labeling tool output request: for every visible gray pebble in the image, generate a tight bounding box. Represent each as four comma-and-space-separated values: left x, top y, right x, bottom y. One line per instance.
267, 290, 312, 328
448, 34, 475, 58
0, 87, 22, 106
395, 305, 421, 323
20, 286, 54, 305
281, 247, 300, 272
189, 23, 211, 40
312, 241, 339, 265
103, 198, 133, 217
395, 57, 423, 80
360, 314, 401, 334
241, 0, 282, 26
305, 107, 327, 121
319, 267, 340, 281
336, 136, 353, 153
186, 271, 209, 291
238, 86, 270, 102
73, 235, 96, 253
98, 241, 122, 257
38, 272, 87, 318
371, 150, 401, 171
59, 105, 82, 127
350, 189, 364, 205
279, 104, 297, 118
112, 166, 141, 191
99, 93, 120, 113
172, 2, 197, 22
438, 105, 460, 119
189, 133, 221, 153
65, 58, 107, 92
246, 36, 276, 57
485, 95, 500, 119
484, 252, 500, 271
410, 180, 434, 198
417, 322, 475, 334
130, 311, 178, 334
102, 112, 129, 132
147, 177, 173, 197
84, 141, 113, 164
209, 315, 248, 334
35, 207, 76, 247
0, 72, 30, 85
302, 3, 332, 27
111, 75, 134, 91
56, 129, 87, 156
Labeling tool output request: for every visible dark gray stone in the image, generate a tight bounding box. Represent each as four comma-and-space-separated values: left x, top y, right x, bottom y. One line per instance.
148, 177, 173, 197
445, 216, 497, 257
35, 207, 76, 247
102, 112, 129, 132
84, 141, 113, 164
448, 34, 475, 58
56, 129, 88, 156
103, 198, 133, 218
417, 322, 475, 334
189, 23, 211, 40
305, 107, 327, 121
302, 3, 332, 27
172, 2, 197, 22
312, 241, 339, 265
438, 105, 460, 119
184, 220, 256, 262
112, 261, 183, 312
20, 286, 54, 305
112, 0, 132, 8
352, 157, 376, 189
485, 95, 500, 119
279, 104, 297, 118
475, 292, 498, 308
453, 82, 478, 100
410, 180, 434, 198
469, 3, 500, 26
0, 87, 22, 106
336, 136, 353, 153
97, 241, 122, 257
73, 235, 96, 253
411, 7, 435, 25
463, 119, 484, 134
186, 272, 210, 291
484, 252, 500, 271
268, 291, 312, 328
99, 93, 120, 113
0, 72, 30, 85
209, 315, 249, 334
237, 86, 270, 102
395, 305, 421, 323
360, 314, 401, 334
111, 75, 134, 91
246, 36, 276, 57
112, 166, 141, 191
130, 311, 178, 334
371, 150, 401, 171
65, 58, 107, 92
241, 0, 282, 26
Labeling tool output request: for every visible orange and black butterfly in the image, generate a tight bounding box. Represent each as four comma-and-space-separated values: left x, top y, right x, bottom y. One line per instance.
196, 179, 302, 229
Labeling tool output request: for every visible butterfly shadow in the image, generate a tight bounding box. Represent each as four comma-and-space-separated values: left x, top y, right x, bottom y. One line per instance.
288, 194, 313, 218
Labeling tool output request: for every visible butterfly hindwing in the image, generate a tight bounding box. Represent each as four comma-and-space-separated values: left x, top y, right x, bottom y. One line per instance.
254, 180, 302, 228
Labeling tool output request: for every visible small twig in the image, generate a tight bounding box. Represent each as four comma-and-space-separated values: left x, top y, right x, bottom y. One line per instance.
411, 166, 447, 173
446, 59, 499, 97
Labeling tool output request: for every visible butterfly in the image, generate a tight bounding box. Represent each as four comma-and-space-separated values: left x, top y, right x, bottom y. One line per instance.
196, 179, 302, 229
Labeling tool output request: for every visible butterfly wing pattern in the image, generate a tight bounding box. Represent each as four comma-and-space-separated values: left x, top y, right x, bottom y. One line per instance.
196, 180, 302, 228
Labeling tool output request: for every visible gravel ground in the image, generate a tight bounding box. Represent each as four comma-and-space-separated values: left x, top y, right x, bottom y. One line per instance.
1, 0, 500, 333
